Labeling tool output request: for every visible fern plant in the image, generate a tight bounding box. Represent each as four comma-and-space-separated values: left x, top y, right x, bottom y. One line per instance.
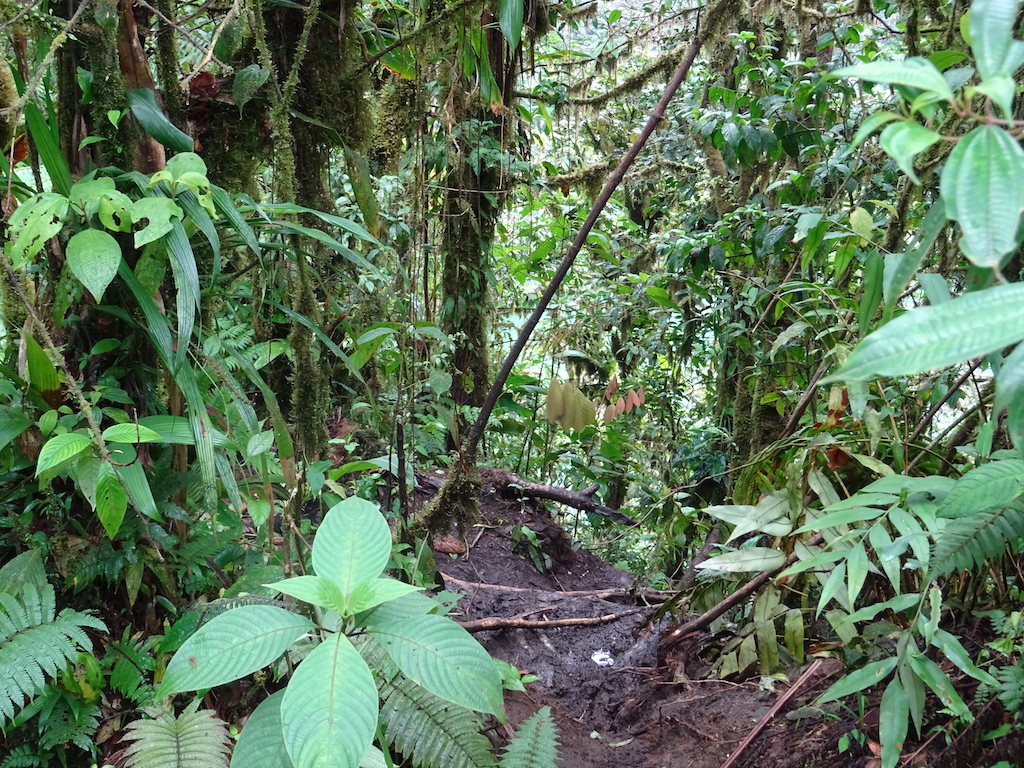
122, 700, 231, 768
0, 577, 106, 726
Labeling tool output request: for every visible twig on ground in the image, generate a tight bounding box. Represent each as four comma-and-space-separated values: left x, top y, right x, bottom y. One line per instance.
440, 572, 672, 602
458, 606, 650, 633
719, 659, 825, 768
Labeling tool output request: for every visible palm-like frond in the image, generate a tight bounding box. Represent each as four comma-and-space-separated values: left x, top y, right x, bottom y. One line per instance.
932, 506, 1024, 574
122, 700, 231, 768
0, 582, 105, 725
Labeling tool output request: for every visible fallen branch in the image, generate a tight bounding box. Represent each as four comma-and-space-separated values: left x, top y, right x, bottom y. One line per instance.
661, 533, 825, 650
440, 572, 671, 602
459, 606, 649, 633
719, 659, 825, 768
490, 469, 638, 525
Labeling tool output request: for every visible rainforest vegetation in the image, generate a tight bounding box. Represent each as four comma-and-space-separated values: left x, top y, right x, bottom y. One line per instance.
1, 0, 1024, 765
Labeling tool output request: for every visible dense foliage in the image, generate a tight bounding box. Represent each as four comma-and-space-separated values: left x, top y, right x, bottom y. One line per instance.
1, 0, 1023, 765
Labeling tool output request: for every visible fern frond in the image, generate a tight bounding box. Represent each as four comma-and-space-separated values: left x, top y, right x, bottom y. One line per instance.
379, 674, 499, 768
106, 627, 157, 705
361, 637, 498, 768
0, 583, 105, 726
500, 707, 559, 768
37, 689, 100, 750
994, 666, 1024, 714
0, 744, 44, 768
122, 700, 231, 768
932, 506, 1024, 574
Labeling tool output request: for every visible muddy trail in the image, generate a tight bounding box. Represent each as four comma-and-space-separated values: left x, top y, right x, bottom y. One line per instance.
420, 469, 1019, 768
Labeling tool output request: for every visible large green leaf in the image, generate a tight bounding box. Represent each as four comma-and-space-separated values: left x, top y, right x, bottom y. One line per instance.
101, 424, 163, 443
499, 0, 525, 49
281, 633, 378, 768
725, 492, 793, 541
823, 282, 1024, 382
940, 125, 1024, 267
311, 497, 392, 596
23, 102, 72, 196
693, 547, 786, 573
127, 87, 193, 152
232, 64, 271, 114
267, 575, 347, 614
834, 57, 954, 101
36, 432, 92, 474
136, 415, 229, 446
131, 196, 183, 248
938, 459, 1024, 518
106, 442, 161, 521
66, 228, 121, 301
0, 406, 33, 452
231, 691, 294, 768
879, 122, 941, 184
970, 0, 1024, 82
6, 192, 69, 269
159, 606, 315, 696
883, 203, 946, 318
96, 459, 128, 538
366, 613, 504, 715
906, 649, 971, 718
879, 678, 909, 768
817, 657, 898, 704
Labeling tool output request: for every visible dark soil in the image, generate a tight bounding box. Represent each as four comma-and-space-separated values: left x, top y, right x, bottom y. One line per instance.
423, 469, 1023, 768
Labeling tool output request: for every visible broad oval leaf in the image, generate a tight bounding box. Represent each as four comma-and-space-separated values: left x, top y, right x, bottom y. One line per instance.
132, 197, 184, 248
823, 282, 1024, 382
160, 606, 315, 696
835, 57, 954, 101
7, 192, 69, 269
817, 656, 898, 704
366, 613, 504, 715
100, 423, 163, 443
36, 432, 92, 475
940, 125, 1024, 267
312, 497, 392, 595
281, 633, 378, 768
233, 64, 271, 114
693, 547, 786, 573
727, 492, 793, 542
971, 0, 1024, 81
879, 122, 941, 184
231, 690, 294, 768
66, 228, 122, 302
